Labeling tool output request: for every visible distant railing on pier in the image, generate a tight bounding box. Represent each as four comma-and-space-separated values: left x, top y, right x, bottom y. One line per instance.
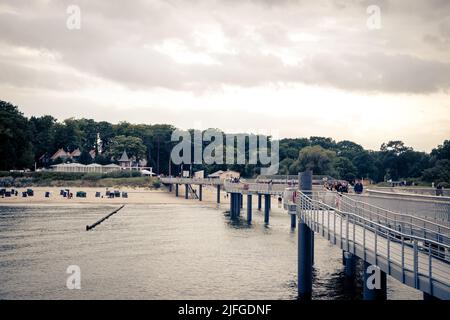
160, 177, 223, 185
224, 181, 287, 195
355, 190, 450, 223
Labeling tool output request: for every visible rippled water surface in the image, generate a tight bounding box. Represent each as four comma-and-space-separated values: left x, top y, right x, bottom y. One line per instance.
0, 204, 422, 299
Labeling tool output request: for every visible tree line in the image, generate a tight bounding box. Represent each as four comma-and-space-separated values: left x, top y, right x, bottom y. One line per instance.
0, 100, 448, 186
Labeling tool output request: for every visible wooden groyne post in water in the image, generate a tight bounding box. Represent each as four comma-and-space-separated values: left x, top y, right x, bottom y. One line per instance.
86, 205, 125, 231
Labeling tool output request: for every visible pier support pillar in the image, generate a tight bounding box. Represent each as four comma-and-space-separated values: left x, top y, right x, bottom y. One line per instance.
175, 184, 179, 197
199, 185, 203, 201
298, 220, 313, 299
247, 194, 252, 224
264, 194, 271, 224
230, 193, 240, 220
343, 251, 356, 278
240, 194, 243, 209
258, 194, 262, 211
217, 185, 221, 204
185, 184, 189, 199
168, 184, 172, 192
363, 261, 387, 300
298, 169, 314, 299
290, 211, 296, 229
230, 193, 235, 218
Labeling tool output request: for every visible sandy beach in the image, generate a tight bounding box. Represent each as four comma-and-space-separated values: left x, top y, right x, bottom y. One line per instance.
0, 185, 286, 214
0, 186, 203, 205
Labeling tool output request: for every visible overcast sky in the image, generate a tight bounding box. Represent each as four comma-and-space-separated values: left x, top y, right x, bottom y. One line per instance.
1, 0, 449, 152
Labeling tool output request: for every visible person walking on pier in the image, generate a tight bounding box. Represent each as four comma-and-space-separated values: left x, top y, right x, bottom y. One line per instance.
436, 184, 444, 196
354, 180, 364, 194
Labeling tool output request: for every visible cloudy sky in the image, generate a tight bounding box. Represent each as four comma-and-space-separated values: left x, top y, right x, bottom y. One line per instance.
1, 0, 449, 152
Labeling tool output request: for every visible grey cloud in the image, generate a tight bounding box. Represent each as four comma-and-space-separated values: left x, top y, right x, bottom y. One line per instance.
0, 0, 450, 93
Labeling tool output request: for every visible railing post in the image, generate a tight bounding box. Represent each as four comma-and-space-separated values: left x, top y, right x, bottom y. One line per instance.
414, 240, 419, 289
401, 236, 405, 283
428, 244, 433, 296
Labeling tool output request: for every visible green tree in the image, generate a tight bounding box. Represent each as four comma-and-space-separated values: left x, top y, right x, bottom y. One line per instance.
79, 150, 93, 165
0, 101, 34, 170
334, 157, 357, 181
109, 135, 147, 161
291, 145, 336, 175
422, 160, 450, 184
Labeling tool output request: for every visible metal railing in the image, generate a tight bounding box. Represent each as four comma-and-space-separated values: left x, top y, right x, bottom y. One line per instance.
363, 190, 450, 223
160, 177, 223, 185
297, 191, 450, 299
223, 181, 287, 194
314, 191, 450, 246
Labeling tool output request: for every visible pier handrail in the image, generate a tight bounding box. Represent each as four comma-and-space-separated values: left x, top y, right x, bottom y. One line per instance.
314, 191, 450, 245
297, 191, 450, 299
298, 192, 450, 252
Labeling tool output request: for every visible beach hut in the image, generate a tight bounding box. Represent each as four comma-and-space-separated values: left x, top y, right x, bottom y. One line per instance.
76, 191, 87, 198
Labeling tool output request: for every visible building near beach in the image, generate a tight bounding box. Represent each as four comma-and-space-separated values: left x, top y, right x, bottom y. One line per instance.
208, 170, 240, 181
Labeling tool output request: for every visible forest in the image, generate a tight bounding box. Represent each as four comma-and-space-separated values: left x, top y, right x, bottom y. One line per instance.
1, 100, 449, 186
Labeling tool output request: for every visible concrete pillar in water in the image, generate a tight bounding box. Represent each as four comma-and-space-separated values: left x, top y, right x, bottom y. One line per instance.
298, 169, 313, 299
217, 185, 221, 204
175, 184, 179, 197
230, 193, 240, 220
363, 261, 387, 300
264, 194, 270, 224
290, 211, 296, 229
199, 184, 203, 201
343, 251, 356, 278
247, 194, 252, 224
185, 184, 189, 199
230, 192, 235, 218
298, 219, 313, 299
236, 193, 241, 217
258, 194, 262, 211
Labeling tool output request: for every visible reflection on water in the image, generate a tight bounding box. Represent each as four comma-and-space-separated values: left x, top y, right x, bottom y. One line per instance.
0, 204, 422, 300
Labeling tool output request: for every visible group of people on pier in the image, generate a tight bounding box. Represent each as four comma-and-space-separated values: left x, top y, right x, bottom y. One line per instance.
324, 179, 364, 194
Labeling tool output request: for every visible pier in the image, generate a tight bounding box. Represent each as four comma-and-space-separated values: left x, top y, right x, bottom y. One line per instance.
160, 174, 450, 300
